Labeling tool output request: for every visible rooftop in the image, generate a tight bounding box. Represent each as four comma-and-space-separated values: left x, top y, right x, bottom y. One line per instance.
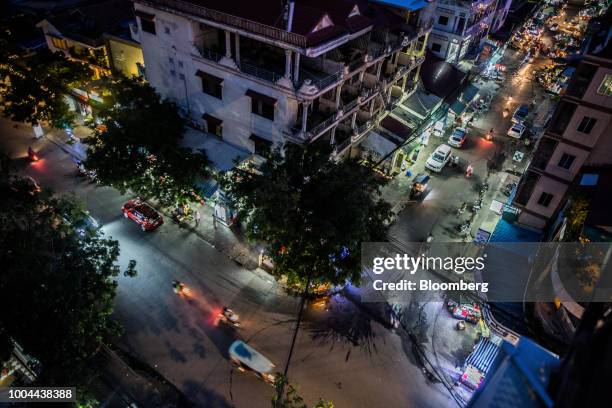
419, 51, 467, 99
43, 0, 135, 46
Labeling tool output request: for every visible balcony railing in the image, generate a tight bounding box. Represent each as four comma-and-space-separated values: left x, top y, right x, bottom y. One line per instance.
240, 61, 283, 83
302, 70, 343, 92
332, 136, 352, 156
342, 98, 359, 114
196, 45, 223, 62
309, 114, 337, 138
140, 0, 308, 47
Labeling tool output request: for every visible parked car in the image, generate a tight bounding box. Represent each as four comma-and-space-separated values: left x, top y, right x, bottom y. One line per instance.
425, 144, 452, 172
507, 123, 527, 139
448, 127, 468, 148
64, 210, 100, 239
512, 104, 529, 123
122, 199, 163, 231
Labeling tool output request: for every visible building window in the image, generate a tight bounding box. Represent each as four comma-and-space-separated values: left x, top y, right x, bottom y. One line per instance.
170, 70, 176, 77
557, 153, 576, 170
137, 12, 156, 35
537, 192, 554, 207
179, 73, 185, 80
549, 101, 577, 135
168, 57, 174, 64
203, 114, 222, 138
164, 26, 171, 35
531, 137, 557, 170
514, 171, 539, 206
246, 89, 276, 121
51, 36, 67, 49
438, 16, 449, 26
431, 42, 442, 52
250, 134, 272, 156
576, 116, 596, 134
196, 70, 223, 99
565, 63, 597, 99
597, 74, 612, 96
178, 61, 183, 68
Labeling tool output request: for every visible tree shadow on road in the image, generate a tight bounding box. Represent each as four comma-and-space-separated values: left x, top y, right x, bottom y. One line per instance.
304, 294, 381, 357
182, 379, 233, 408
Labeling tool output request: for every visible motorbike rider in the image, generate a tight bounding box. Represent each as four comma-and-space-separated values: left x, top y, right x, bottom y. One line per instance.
172, 280, 182, 292
223, 306, 234, 319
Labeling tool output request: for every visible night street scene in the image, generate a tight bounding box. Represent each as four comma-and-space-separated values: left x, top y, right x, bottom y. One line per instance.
1, 0, 612, 407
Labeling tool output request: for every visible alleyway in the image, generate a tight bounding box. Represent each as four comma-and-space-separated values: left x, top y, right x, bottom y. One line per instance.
387, 46, 554, 244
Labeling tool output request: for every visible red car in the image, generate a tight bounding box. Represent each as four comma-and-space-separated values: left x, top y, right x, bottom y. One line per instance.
121, 199, 163, 231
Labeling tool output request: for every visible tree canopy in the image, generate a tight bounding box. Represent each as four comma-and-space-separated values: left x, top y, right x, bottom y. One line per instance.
222, 143, 391, 288
0, 157, 136, 385
0, 43, 92, 128
83, 76, 210, 207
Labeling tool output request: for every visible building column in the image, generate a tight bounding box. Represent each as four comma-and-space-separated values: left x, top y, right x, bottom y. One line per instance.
351, 111, 357, 129
225, 31, 232, 59
220, 30, 237, 68
234, 33, 240, 66
330, 126, 337, 145
301, 103, 309, 133
335, 84, 342, 110
284, 49, 292, 81
293, 52, 300, 84
376, 61, 383, 78
369, 99, 375, 116
402, 75, 407, 92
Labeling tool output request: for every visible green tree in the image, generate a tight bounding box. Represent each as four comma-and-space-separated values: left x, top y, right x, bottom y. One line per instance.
0, 169, 136, 385
0, 42, 92, 127
222, 143, 391, 289
84, 76, 210, 206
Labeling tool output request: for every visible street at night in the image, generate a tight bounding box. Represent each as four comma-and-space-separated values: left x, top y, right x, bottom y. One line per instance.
1, 0, 612, 407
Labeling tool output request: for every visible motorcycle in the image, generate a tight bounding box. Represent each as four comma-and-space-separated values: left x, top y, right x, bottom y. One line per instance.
457, 222, 470, 234
456, 202, 467, 215
219, 307, 241, 327
27, 147, 39, 162
503, 182, 517, 196
172, 280, 191, 296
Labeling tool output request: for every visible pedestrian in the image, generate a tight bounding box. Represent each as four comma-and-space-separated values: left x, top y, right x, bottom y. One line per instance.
194, 210, 201, 227
466, 164, 474, 178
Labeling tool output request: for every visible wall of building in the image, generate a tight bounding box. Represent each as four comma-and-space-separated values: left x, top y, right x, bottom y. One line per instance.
107, 37, 144, 77
135, 4, 299, 154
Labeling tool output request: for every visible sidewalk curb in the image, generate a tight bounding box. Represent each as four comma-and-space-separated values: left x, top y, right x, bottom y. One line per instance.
44, 130, 87, 161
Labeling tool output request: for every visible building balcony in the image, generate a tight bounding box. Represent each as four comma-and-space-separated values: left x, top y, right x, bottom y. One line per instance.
140, 0, 308, 47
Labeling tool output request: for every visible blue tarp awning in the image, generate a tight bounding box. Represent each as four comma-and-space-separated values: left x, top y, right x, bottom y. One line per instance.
371, 0, 429, 11
450, 100, 467, 115
462, 84, 480, 104
195, 179, 219, 199
466, 338, 501, 374
490, 219, 543, 242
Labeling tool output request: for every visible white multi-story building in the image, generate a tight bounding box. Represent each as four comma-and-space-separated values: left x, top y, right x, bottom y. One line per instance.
427, 0, 500, 63
132, 0, 433, 162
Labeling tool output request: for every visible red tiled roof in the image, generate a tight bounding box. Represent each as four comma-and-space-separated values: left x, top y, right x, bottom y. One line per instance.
166, 0, 373, 47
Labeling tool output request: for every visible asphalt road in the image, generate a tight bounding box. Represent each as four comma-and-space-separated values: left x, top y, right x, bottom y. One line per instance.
0, 118, 459, 408
389, 47, 552, 244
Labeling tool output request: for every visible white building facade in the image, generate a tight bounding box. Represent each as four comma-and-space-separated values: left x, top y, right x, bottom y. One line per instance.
133, 0, 433, 161
427, 0, 500, 63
